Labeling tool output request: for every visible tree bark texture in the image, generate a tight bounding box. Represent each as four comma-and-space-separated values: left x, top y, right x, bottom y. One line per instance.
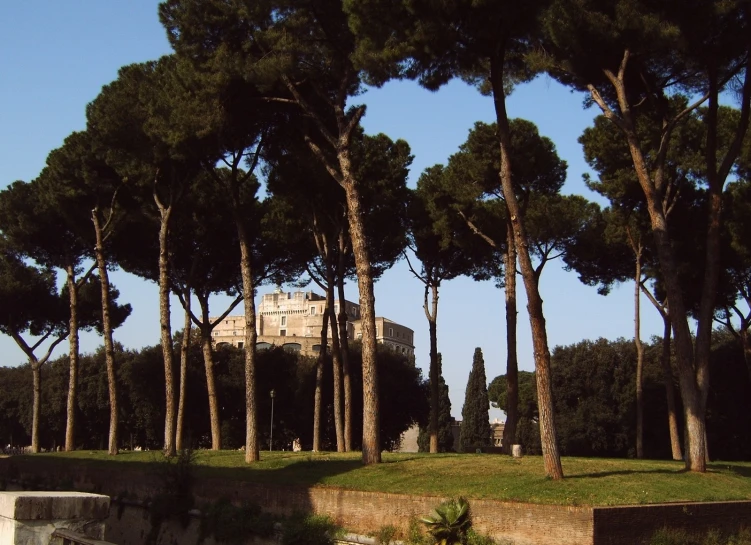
313, 306, 329, 452
198, 295, 221, 450
634, 252, 644, 459
64, 265, 79, 452
201, 332, 221, 450
340, 170, 381, 464
426, 281, 439, 454
93, 212, 119, 456
32, 362, 41, 453
491, 52, 563, 479
176, 295, 191, 452
157, 207, 176, 457
327, 276, 345, 452
501, 219, 519, 454
660, 316, 683, 461
337, 242, 353, 451
236, 218, 260, 462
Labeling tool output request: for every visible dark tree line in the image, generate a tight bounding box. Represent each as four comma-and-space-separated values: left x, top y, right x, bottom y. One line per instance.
0, 339, 427, 453
489, 333, 751, 461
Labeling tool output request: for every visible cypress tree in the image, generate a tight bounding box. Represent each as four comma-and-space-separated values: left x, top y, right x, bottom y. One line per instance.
418, 354, 454, 452
460, 348, 491, 452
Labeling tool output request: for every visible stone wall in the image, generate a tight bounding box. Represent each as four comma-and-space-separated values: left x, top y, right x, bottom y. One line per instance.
3, 457, 751, 545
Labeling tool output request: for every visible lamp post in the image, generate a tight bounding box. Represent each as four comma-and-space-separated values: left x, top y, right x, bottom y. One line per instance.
269, 389, 276, 451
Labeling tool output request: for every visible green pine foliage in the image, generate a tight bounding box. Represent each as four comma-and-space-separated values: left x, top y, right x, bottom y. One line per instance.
418, 355, 455, 452
460, 348, 491, 452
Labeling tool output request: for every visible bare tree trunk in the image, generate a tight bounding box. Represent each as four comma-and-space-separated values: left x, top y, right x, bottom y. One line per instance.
741, 328, 751, 383
340, 172, 380, 464
490, 52, 563, 479
196, 293, 221, 450
157, 207, 176, 457
660, 317, 683, 461
64, 265, 79, 452
93, 212, 119, 456
236, 219, 260, 462
634, 251, 644, 459
336, 240, 353, 451
501, 220, 518, 454
313, 306, 329, 452
328, 278, 345, 452
32, 362, 41, 453
176, 293, 191, 452
427, 282, 439, 454
201, 332, 221, 450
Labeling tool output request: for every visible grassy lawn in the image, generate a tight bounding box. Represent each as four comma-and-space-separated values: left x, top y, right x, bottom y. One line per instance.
8, 450, 751, 507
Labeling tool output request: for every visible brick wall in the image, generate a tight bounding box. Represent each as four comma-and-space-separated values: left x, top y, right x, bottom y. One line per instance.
4, 458, 751, 545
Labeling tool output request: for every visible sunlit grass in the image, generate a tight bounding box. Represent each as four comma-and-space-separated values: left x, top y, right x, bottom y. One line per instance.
14, 450, 751, 506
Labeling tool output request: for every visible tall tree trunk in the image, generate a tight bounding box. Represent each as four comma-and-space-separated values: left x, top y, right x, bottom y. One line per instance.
64, 265, 79, 452
31, 361, 41, 453
339, 169, 380, 464
157, 208, 176, 457
328, 276, 345, 452
336, 237, 353, 451
740, 328, 751, 383
661, 317, 683, 461
198, 294, 221, 450
93, 212, 119, 456
490, 51, 563, 479
634, 252, 644, 459
426, 281, 439, 454
313, 305, 329, 452
236, 218, 259, 462
201, 331, 221, 450
501, 219, 519, 454
176, 292, 191, 452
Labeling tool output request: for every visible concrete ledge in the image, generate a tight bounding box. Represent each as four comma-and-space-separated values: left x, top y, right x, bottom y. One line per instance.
0, 491, 110, 521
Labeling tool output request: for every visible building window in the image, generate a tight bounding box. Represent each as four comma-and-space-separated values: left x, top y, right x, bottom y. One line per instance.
280, 329, 287, 337
389, 327, 394, 337
310, 306, 316, 315
281, 316, 287, 327
238, 342, 244, 349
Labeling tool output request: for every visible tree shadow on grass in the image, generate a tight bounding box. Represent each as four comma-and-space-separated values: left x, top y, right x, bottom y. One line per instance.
709, 463, 751, 478
567, 468, 688, 479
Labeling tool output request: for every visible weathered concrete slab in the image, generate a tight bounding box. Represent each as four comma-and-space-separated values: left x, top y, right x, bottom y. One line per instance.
0, 492, 110, 545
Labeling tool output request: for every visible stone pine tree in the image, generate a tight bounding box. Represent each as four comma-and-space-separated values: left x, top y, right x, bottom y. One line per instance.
347, 0, 565, 478
460, 348, 492, 452
418, 354, 455, 452
540, 0, 751, 472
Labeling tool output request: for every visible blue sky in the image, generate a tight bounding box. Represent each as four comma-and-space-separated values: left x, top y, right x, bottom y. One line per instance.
0, 2, 669, 420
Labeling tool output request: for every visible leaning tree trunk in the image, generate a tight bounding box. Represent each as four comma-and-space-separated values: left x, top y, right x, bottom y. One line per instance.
339, 165, 380, 464
491, 52, 563, 479
64, 265, 79, 452
176, 293, 191, 451
660, 315, 683, 460
634, 252, 644, 459
336, 241, 353, 451
501, 220, 519, 454
93, 213, 119, 456
426, 282, 440, 454
157, 207, 176, 457
327, 273, 345, 452
313, 305, 330, 452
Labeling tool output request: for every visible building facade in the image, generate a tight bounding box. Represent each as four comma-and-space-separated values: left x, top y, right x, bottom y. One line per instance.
212, 288, 414, 357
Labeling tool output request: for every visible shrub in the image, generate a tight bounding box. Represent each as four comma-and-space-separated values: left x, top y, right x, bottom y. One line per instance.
421, 497, 471, 545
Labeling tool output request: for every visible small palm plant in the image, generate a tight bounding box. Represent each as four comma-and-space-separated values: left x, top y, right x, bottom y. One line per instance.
420, 497, 471, 545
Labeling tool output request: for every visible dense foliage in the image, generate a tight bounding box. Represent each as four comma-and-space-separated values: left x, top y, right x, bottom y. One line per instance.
0, 339, 427, 452
489, 334, 751, 460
